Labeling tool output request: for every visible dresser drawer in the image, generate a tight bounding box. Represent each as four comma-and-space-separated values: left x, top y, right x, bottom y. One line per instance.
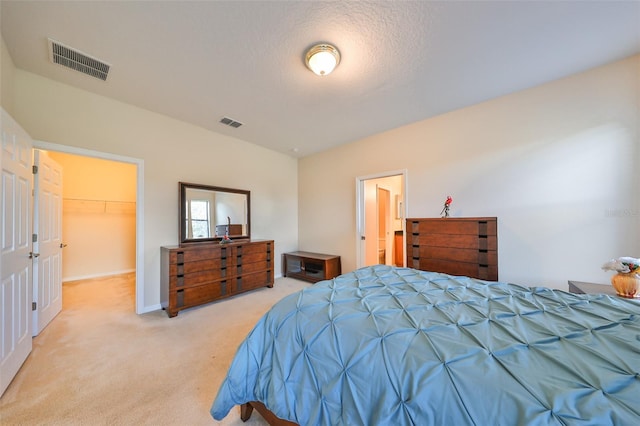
169, 258, 230, 275
172, 279, 232, 310
169, 268, 232, 288
236, 242, 272, 265
233, 270, 273, 293
236, 261, 271, 275
412, 234, 497, 250
168, 245, 232, 263
238, 252, 268, 265
410, 220, 496, 236
413, 259, 497, 281
417, 246, 497, 265
237, 242, 271, 255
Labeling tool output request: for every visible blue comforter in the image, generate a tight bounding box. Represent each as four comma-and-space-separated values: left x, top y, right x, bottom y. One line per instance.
211, 265, 640, 425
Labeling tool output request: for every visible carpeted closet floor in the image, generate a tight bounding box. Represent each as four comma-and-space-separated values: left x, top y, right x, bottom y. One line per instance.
0, 273, 309, 425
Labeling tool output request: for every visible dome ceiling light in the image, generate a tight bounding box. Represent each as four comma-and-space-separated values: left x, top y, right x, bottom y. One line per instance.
305, 43, 340, 76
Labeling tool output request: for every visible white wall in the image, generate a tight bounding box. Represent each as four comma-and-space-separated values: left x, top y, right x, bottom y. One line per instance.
299, 55, 640, 290
9, 69, 299, 312
3, 29, 637, 300
0, 36, 16, 116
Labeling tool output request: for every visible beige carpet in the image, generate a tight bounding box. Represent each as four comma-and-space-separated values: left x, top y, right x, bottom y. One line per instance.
0, 273, 309, 425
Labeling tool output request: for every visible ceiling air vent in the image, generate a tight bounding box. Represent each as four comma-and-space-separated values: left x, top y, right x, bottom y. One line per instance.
48, 38, 110, 81
220, 117, 243, 128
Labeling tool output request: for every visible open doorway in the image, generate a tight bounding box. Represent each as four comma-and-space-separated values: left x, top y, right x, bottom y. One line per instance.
356, 170, 407, 269
47, 152, 136, 283
33, 140, 145, 314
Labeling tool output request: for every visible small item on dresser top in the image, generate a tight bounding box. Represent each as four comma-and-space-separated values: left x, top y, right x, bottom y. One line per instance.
602, 256, 640, 298
440, 195, 452, 218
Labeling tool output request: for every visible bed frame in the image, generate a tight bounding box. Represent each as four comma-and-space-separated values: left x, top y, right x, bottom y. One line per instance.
240, 402, 298, 425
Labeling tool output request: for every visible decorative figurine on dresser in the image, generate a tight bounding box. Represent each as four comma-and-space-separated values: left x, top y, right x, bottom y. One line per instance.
160, 183, 274, 317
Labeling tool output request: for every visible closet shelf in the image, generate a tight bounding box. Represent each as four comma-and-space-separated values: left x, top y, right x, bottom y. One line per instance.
63, 198, 136, 214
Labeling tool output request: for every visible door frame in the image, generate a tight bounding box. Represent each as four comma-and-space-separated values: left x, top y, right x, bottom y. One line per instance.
33, 140, 146, 314
355, 169, 407, 269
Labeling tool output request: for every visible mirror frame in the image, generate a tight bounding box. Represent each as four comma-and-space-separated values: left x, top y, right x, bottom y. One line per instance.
179, 182, 250, 244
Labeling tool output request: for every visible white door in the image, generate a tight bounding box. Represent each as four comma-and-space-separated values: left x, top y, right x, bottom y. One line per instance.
377, 187, 391, 265
364, 183, 378, 265
32, 150, 63, 335
0, 109, 33, 397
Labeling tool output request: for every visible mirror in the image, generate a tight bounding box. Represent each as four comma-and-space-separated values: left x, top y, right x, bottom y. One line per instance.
179, 182, 250, 244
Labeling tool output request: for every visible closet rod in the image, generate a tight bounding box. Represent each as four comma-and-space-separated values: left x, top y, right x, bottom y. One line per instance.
63, 198, 135, 204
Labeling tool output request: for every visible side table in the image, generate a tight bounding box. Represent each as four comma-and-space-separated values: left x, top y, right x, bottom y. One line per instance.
283, 251, 341, 283
567, 280, 616, 296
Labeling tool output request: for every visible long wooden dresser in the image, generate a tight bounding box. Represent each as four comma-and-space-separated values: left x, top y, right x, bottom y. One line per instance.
161, 240, 274, 317
406, 217, 498, 280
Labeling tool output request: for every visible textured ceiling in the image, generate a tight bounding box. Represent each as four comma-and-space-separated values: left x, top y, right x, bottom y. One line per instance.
1, 1, 639, 158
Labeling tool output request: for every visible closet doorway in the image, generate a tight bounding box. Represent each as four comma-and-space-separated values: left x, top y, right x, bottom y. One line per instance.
34, 141, 145, 314
356, 170, 407, 269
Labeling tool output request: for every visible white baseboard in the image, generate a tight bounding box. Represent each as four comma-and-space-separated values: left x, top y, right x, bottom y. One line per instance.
139, 303, 162, 314
63, 269, 136, 283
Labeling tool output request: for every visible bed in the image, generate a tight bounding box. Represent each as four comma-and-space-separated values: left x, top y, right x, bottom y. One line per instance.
211, 265, 640, 425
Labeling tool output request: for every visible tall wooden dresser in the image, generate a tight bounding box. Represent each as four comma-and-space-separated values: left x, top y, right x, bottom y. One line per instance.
406, 217, 498, 280
161, 240, 274, 317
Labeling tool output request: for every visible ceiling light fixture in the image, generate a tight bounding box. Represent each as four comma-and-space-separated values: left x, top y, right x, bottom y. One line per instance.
305, 44, 340, 76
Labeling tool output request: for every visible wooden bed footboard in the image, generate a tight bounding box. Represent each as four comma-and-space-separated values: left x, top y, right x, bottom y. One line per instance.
240, 401, 298, 426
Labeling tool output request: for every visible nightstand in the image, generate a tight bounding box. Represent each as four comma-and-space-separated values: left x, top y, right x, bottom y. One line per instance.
568, 280, 616, 296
